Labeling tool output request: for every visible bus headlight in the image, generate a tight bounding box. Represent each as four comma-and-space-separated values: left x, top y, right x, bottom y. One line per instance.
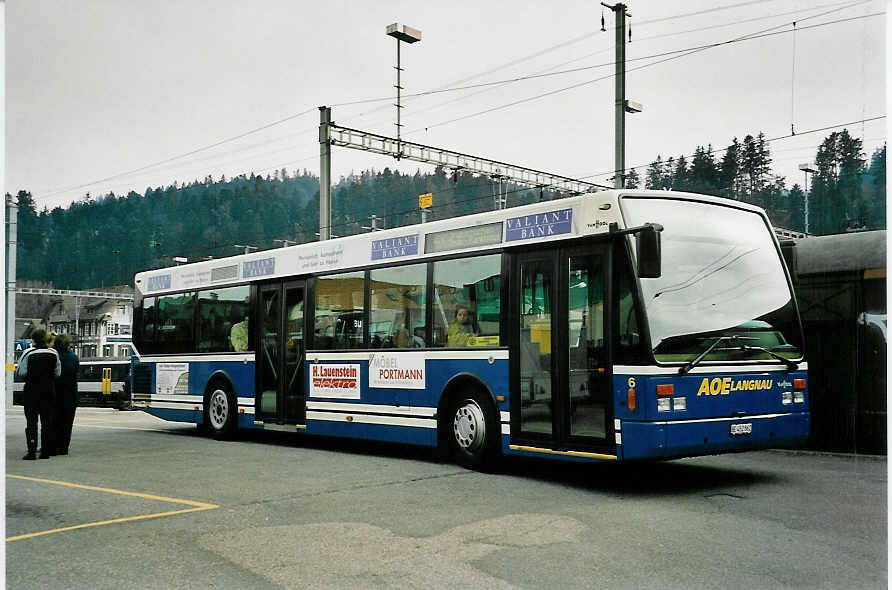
782, 391, 793, 405
673, 397, 686, 411
657, 398, 671, 412
793, 391, 805, 404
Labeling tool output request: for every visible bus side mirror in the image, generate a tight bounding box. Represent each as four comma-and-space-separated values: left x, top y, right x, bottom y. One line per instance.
636, 224, 662, 279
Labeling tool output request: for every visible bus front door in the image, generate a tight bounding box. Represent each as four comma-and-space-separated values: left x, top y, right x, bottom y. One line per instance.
256, 281, 306, 426
514, 246, 614, 454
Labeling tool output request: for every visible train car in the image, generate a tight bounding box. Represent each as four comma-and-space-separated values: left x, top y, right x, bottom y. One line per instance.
13, 358, 131, 409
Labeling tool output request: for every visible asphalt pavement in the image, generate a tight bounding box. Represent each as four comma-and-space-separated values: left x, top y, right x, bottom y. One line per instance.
5, 407, 887, 589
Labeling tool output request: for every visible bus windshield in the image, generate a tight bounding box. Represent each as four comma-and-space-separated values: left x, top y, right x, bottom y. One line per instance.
622, 196, 802, 363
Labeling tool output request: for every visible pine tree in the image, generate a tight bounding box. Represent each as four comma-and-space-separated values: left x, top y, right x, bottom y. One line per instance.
862, 145, 886, 229
645, 156, 666, 190
740, 134, 773, 201
810, 129, 866, 234
689, 145, 719, 195
625, 167, 641, 189
719, 138, 742, 200
671, 155, 690, 192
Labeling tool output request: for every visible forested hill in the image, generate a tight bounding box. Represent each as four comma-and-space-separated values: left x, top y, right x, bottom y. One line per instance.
12, 167, 548, 290
11, 130, 886, 291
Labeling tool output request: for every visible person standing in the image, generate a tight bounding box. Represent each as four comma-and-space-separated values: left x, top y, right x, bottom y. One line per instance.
15, 329, 60, 460
53, 334, 80, 456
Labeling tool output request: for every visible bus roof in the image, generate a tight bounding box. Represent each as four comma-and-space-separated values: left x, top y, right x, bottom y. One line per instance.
795, 230, 886, 276
134, 189, 769, 297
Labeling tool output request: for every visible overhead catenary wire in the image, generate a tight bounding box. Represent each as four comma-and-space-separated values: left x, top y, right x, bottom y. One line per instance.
26, 4, 881, 207
330, 2, 873, 113
341, 0, 861, 132
37, 107, 320, 200
30, 4, 878, 204
147, 114, 884, 261
406, 7, 881, 135
576, 115, 886, 182
336, 0, 797, 123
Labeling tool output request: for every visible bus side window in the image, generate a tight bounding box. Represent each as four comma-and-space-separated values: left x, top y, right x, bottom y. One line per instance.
197, 285, 251, 353
315, 271, 365, 350
370, 263, 426, 349
432, 254, 501, 348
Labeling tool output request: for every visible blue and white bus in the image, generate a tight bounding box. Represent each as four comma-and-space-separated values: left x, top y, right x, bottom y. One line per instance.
131, 189, 809, 469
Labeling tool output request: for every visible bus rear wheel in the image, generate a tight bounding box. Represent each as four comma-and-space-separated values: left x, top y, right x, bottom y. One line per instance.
205, 386, 237, 440
448, 393, 499, 470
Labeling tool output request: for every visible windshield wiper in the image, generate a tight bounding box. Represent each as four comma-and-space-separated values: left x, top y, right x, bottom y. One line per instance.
678, 335, 799, 375
678, 335, 746, 375
736, 343, 799, 371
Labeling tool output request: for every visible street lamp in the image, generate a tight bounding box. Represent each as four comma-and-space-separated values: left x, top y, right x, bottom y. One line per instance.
799, 163, 816, 234
385, 23, 422, 158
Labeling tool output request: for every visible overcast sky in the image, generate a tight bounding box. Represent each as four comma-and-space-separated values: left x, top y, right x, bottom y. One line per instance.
5, 0, 887, 211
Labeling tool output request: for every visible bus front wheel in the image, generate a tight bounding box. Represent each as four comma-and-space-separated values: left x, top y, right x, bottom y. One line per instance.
448, 393, 498, 470
204, 385, 237, 440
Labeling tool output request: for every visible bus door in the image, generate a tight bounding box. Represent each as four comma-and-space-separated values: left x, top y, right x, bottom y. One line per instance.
256, 281, 306, 425
513, 246, 613, 452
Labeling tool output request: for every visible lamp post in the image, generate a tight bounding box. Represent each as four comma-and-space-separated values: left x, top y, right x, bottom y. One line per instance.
798, 163, 816, 234
385, 23, 422, 159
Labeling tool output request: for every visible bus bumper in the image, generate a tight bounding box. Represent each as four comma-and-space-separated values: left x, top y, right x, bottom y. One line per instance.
620, 412, 810, 460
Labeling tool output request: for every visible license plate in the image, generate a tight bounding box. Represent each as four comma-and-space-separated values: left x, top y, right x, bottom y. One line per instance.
730, 423, 753, 436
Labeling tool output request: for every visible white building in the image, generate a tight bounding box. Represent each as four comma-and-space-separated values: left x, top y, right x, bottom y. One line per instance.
45, 289, 133, 359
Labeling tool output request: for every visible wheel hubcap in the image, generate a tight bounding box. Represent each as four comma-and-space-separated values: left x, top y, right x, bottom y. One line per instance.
453, 399, 485, 452
209, 390, 229, 429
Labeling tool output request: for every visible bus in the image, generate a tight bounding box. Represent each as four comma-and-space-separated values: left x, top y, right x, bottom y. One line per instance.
130, 189, 809, 469
13, 358, 131, 409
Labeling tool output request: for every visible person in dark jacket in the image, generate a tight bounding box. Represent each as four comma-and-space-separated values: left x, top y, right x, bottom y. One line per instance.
52, 334, 80, 456
15, 329, 60, 460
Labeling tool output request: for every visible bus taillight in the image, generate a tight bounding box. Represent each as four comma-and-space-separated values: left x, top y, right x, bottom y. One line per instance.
656, 384, 674, 396
628, 389, 637, 412
793, 378, 806, 390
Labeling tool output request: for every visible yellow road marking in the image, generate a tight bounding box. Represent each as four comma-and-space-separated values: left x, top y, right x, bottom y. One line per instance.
6, 474, 218, 542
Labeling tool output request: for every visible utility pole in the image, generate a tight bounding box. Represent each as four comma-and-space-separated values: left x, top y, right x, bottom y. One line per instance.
492, 174, 508, 210
74, 296, 80, 356
319, 106, 332, 241
602, 3, 641, 190
6, 195, 18, 408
